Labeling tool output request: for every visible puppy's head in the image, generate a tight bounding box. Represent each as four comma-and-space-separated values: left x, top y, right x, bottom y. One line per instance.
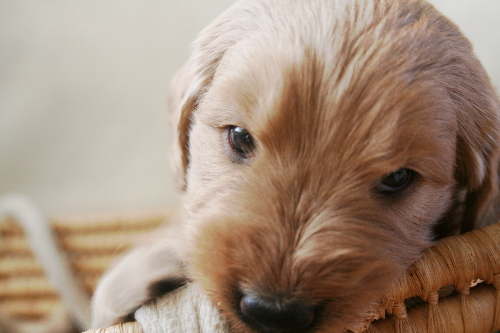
167, 0, 500, 331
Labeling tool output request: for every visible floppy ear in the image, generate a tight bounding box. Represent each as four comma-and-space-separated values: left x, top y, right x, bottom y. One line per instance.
454, 81, 500, 233
444, 28, 500, 233
166, 2, 265, 190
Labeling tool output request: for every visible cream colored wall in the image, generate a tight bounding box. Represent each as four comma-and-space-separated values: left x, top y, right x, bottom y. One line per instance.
1, 1, 499, 216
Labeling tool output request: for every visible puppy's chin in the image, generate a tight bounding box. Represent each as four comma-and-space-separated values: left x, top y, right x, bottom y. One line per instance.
187, 210, 411, 333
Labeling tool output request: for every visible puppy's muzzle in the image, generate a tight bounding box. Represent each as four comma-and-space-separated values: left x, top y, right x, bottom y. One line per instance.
239, 293, 315, 333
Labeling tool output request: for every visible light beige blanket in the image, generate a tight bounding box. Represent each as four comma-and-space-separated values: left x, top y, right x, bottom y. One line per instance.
134, 284, 229, 333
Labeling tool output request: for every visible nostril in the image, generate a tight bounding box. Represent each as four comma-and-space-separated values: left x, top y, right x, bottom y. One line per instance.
239, 294, 315, 331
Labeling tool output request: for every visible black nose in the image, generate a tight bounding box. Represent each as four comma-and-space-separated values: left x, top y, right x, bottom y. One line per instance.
239, 294, 315, 332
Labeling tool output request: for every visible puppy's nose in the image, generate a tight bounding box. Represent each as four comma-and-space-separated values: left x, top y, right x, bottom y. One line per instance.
240, 294, 315, 332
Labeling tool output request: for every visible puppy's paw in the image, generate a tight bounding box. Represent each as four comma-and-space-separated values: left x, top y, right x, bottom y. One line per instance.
91, 235, 186, 329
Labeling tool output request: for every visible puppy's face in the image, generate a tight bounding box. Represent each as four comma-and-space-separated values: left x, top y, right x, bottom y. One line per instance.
184, 45, 457, 333
167, 0, 500, 332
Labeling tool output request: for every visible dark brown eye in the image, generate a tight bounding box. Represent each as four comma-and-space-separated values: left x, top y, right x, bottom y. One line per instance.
378, 168, 414, 193
227, 126, 255, 159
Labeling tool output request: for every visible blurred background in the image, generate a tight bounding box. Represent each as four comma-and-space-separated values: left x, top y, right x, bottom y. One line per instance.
1, 0, 499, 217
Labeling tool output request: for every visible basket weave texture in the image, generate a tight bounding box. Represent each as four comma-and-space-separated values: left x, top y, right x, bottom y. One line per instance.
0, 211, 170, 326
364, 222, 500, 333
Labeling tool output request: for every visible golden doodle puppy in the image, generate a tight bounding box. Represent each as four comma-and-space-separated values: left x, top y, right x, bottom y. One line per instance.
92, 0, 500, 332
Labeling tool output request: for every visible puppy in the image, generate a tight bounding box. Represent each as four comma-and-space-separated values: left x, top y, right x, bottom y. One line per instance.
92, 0, 500, 332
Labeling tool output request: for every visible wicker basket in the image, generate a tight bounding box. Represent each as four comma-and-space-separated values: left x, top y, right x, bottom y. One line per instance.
0, 209, 171, 332
1, 208, 499, 333
364, 221, 500, 333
